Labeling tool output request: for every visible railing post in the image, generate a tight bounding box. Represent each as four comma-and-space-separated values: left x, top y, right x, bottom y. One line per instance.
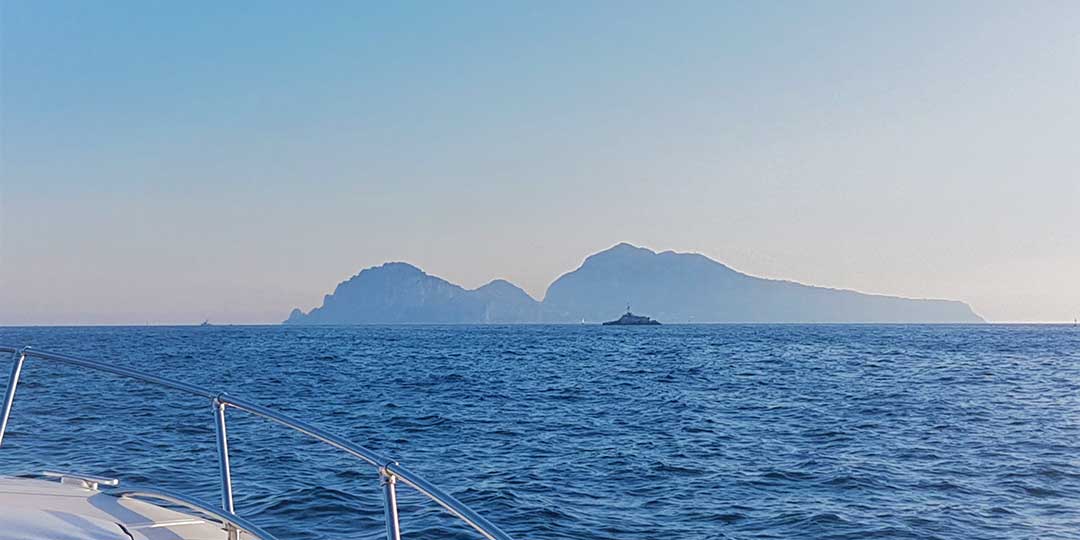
0, 348, 28, 447
212, 396, 237, 517
213, 397, 239, 540
381, 468, 402, 540
0, 344, 516, 540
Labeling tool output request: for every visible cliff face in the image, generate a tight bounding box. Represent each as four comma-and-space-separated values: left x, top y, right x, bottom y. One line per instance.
543, 243, 983, 323
284, 263, 543, 324
284, 244, 984, 324
471, 279, 546, 323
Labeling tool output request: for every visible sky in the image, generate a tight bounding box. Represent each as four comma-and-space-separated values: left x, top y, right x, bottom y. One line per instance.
1, 1, 1077, 324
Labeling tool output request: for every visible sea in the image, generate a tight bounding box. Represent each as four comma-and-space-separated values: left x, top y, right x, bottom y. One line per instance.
0, 324, 1077, 539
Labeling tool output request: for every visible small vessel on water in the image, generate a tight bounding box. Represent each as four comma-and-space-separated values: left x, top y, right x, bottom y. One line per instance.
603, 307, 661, 326
0, 345, 513, 540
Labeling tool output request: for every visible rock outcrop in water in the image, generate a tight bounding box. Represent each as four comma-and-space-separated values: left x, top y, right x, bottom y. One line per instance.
284, 263, 542, 324
543, 243, 983, 323
284, 243, 985, 324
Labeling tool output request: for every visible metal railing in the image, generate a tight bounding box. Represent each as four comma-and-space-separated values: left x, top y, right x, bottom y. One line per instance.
0, 345, 514, 540
116, 487, 279, 540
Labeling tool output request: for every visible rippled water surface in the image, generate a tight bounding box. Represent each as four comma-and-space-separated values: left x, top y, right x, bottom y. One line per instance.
0, 325, 1078, 539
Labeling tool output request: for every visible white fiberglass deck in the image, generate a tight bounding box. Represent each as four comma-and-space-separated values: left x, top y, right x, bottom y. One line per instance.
0, 345, 514, 540
0, 476, 259, 540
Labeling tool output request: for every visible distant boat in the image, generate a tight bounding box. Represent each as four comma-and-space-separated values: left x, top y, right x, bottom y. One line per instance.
602, 307, 661, 326
199, 320, 212, 327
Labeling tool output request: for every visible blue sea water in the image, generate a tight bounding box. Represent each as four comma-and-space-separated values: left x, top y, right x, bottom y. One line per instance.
0, 324, 1077, 539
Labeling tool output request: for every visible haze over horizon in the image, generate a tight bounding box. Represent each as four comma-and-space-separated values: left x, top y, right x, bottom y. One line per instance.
2, 2, 1078, 325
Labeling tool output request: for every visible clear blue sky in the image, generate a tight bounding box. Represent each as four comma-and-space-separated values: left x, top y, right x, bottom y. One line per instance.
2, 1, 1077, 324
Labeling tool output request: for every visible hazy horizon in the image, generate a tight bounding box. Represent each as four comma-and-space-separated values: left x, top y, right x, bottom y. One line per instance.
0, 239, 1066, 325
2, 2, 1078, 325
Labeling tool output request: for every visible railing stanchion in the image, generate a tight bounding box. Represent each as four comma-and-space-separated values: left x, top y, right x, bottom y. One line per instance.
381, 469, 403, 540
0, 348, 28, 447
212, 397, 236, 513
0, 345, 516, 540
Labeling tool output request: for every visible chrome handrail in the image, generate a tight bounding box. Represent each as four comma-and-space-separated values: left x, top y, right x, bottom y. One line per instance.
114, 487, 278, 540
0, 345, 514, 540
42, 470, 120, 489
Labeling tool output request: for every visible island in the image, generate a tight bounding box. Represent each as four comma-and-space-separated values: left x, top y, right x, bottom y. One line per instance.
602, 309, 661, 326
284, 243, 985, 324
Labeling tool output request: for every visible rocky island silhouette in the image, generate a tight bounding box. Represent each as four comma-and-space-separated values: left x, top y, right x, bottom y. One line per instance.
284, 243, 984, 324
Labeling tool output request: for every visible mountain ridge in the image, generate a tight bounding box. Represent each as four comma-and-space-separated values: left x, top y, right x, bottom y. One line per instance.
284, 243, 984, 324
